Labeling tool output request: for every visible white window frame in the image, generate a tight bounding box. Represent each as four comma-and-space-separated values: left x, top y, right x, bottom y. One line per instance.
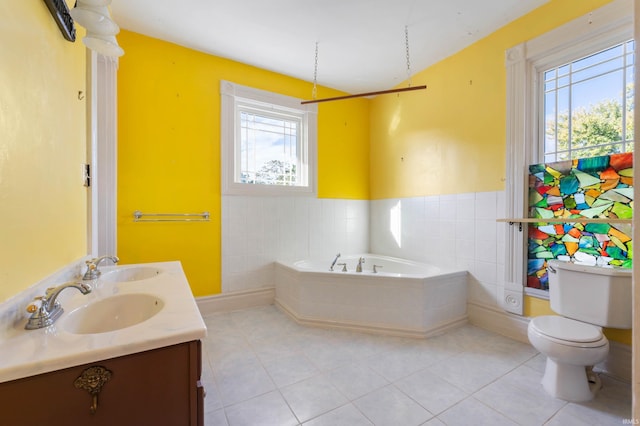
502, 0, 632, 314
220, 80, 317, 196
541, 40, 635, 162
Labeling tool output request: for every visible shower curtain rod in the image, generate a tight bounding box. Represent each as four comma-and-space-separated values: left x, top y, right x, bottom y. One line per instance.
300, 85, 426, 104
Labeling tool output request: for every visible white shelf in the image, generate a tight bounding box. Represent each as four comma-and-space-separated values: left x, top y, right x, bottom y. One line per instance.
497, 218, 632, 224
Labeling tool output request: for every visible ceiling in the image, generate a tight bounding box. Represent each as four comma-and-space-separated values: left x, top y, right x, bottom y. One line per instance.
109, 0, 549, 94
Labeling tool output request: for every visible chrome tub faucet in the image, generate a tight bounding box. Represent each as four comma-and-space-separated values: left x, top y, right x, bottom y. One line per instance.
83, 255, 119, 280
25, 281, 92, 330
329, 253, 341, 271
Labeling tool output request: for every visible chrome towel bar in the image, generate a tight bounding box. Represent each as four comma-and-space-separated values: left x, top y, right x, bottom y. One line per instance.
133, 210, 210, 222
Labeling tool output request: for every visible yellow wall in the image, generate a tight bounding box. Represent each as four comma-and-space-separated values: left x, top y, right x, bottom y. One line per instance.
525, 295, 632, 345
116, 31, 369, 296
368, 0, 626, 340
0, 1, 87, 302
369, 0, 615, 200
117, 2, 630, 344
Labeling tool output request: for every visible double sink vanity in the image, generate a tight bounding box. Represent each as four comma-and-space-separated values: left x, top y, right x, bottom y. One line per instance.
0, 260, 207, 425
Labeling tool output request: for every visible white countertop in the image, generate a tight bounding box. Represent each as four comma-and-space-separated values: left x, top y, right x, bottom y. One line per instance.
0, 261, 207, 383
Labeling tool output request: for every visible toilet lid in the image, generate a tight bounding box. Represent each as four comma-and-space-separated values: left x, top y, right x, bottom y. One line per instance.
531, 316, 603, 343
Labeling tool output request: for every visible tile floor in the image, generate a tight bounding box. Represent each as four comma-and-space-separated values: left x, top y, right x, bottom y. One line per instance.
200, 305, 631, 426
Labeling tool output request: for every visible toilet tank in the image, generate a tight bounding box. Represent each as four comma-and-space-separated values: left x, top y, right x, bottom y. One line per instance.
548, 260, 632, 329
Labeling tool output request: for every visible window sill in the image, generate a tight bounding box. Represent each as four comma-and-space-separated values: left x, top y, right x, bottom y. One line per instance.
524, 287, 550, 300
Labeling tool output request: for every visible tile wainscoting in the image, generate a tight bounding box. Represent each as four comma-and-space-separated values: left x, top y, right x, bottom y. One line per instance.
222, 191, 506, 315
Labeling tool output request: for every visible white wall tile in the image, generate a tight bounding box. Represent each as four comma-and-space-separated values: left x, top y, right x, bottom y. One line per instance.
456, 239, 475, 260
424, 196, 440, 219
455, 193, 476, 220
455, 219, 475, 239
222, 196, 370, 292
475, 191, 498, 221
222, 191, 507, 304
474, 259, 497, 284
439, 195, 457, 221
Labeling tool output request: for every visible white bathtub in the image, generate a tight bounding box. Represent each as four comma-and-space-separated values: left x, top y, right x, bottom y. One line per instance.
275, 254, 468, 338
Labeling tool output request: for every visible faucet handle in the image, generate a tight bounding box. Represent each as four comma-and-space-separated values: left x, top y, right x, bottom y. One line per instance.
373, 265, 383, 273
83, 260, 99, 280
26, 296, 44, 313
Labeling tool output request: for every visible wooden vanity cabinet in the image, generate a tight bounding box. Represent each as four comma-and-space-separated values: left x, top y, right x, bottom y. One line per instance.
0, 340, 204, 426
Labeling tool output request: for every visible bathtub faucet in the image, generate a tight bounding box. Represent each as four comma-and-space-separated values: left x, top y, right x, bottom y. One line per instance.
356, 257, 365, 272
329, 253, 341, 271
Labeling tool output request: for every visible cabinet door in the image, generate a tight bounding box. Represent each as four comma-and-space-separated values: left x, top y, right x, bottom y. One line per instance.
0, 341, 202, 426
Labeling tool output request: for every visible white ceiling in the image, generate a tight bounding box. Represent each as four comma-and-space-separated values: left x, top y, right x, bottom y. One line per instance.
109, 0, 549, 94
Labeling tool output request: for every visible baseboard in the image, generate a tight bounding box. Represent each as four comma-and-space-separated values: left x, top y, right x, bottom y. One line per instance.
196, 287, 275, 316
467, 301, 530, 343
468, 301, 632, 382
275, 298, 468, 339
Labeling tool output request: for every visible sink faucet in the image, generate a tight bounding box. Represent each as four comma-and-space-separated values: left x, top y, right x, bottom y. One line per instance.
83, 255, 119, 280
356, 257, 365, 272
329, 253, 341, 271
25, 281, 92, 330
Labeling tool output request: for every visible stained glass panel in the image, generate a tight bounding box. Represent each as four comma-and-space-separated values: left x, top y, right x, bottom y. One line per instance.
526, 152, 633, 290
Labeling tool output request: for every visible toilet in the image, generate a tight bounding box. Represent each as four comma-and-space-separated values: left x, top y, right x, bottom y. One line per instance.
527, 259, 632, 402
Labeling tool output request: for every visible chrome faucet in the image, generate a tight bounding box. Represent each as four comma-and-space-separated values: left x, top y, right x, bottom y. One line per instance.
356, 257, 365, 272
25, 281, 92, 329
83, 255, 119, 280
329, 253, 341, 271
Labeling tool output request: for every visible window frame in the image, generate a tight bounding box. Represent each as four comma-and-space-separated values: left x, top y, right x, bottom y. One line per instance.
502, 0, 633, 314
541, 40, 635, 162
220, 80, 318, 196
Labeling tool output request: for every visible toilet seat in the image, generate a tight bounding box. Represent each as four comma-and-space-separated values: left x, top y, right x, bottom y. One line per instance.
529, 316, 606, 348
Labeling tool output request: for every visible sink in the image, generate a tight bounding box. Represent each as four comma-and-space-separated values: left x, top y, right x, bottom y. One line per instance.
100, 266, 163, 283
63, 293, 164, 334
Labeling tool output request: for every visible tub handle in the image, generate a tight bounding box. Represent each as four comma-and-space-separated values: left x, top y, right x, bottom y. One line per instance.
373, 265, 383, 273
336, 263, 348, 272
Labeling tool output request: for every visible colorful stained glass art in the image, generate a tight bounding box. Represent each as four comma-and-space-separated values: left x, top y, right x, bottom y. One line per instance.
527, 152, 633, 290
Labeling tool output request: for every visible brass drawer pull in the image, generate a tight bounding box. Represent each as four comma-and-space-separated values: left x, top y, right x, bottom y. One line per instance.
74, 366, 112, 414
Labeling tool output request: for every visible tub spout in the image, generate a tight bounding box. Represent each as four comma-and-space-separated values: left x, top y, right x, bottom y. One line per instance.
329, 253, 341, 271
356, 257, 365, 272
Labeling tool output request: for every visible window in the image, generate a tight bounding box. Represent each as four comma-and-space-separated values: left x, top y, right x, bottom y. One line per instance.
221, 81, 317, 195
502, 0, 633, 314
523, 40, 635, 292
542, 40, 634, 162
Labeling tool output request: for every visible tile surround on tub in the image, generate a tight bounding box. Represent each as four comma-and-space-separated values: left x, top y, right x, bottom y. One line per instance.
222, 196, 369, 294
223, 191, 503, 311
369, 191, 504, 310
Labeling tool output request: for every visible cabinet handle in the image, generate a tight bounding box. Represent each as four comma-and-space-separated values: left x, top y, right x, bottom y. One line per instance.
74, 366, 112, 414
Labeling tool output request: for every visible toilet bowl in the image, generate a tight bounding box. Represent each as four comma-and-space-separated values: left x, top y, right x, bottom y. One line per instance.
526, 260, 631, 402
528, 315, 609, 402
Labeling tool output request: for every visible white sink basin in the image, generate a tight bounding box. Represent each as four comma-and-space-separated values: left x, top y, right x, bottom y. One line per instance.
100, 266, 163, 283
63, 293, 164, 334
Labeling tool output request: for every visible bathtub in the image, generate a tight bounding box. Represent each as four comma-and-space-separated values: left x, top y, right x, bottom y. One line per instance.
274, 254, 468, 338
